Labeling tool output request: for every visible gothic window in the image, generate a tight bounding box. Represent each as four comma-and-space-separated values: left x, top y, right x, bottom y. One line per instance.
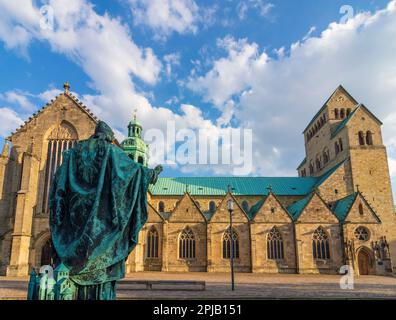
42, 122, 78, 213
354, 227, 370, 241
158, 201, 165, 213
179, 227, 196, 259
335, 109, 339, 119
267, 227, 284, 260
209, 201, 216, 213
222, 228, 239, 259
146, 226, 159, 258
312, 227, 330, 260
358, 203, 364, 216
242, 201, 249, 213
358, 131, 365, 146
366, 131, 373, 145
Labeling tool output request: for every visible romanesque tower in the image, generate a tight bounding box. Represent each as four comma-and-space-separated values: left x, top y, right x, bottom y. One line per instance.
121, 113, 149, 166
297, 85, 396, 266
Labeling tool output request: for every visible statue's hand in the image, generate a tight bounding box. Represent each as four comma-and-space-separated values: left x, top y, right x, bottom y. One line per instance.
150, 165, 163, 185
154, 165, 163, 174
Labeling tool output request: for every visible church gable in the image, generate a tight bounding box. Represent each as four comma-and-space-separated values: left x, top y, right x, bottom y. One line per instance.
252, 193, 292, 223
147, 203, 164, 223
296, 193, 338, 223
168, 193, 206, 223
210, 193, 249, 223
325, 85, 358, 114
344, 193, 380, 224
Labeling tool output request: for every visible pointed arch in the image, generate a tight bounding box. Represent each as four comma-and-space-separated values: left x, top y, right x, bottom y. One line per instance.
158, 201, 165, 213
179, 227, 196, 259
146, 226, 159, 258
312, 227, 330, 260
267, 227, 284, 260
222, 228, 239, 259
209, 201, 216, 213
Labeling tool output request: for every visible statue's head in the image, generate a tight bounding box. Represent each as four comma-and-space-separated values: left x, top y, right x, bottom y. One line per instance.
94, 121, 115, 142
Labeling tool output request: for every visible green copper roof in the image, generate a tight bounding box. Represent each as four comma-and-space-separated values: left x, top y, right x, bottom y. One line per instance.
149, 177, 318, 196
247, 198, 266, 220
287, 193, 314, 220
332, 193, 358, 221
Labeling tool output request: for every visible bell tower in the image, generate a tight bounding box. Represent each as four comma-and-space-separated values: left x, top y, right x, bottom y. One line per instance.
121, 110, 149, 166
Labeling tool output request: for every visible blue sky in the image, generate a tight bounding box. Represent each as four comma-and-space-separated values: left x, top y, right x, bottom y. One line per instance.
1, 0, 396, 194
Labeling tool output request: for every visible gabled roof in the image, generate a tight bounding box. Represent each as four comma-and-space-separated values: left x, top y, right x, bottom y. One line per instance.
147, 202, 165, 221
248, 197, 266, 220
54, 263, 69, 273
168, 192, 207, 221
287, 193, 315, 221
210, 191, 250, 221
149, 177, 318, 196
332, 193, 358, 221
331, 103, 383, 139
303, 85, 358, 133
9, 90, 99, 138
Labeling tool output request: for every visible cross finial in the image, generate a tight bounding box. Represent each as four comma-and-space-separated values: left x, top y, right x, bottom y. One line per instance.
133, 108, 138, 121
63, 82, 70, 93
227, 184, 232, 194
356, 184, 360, 192
267, 185, 272, 193
185, 184, 189, 193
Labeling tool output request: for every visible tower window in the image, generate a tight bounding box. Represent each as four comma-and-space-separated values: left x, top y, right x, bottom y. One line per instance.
335, 109, 339, 119
339, 138, 344, 151
340, 109, 345, 119
335, 142, 340, 155
358, 131, 365, 146
366, 131, 373, 145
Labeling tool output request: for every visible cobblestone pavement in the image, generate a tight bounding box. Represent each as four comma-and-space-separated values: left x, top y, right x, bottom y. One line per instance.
1, 273, 396, 300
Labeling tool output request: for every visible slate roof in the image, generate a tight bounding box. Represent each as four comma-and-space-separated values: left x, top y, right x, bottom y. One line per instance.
332, 193, 358, 221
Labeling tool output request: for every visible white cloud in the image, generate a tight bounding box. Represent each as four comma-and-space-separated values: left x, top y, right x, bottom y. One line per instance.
128, 0, 200, 39
237, 0, 274, 20
0, 107, 24, 137
187, 1, 396, 177
0, 90, 35, 111
164, 53, 181, 78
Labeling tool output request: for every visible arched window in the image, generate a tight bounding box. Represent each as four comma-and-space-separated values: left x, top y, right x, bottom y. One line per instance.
340, 108, 345, 119
335, 142, 340, 155
358, 131, 365, 146
366, 131, 373, 145
146, 226, 159, 258
334, 109, 339, 119
354, 227, 370, 241
312, 227, 330, 260
241, 201, 249, 213
323, 148, 329, 164
158, 201, 165, 213
209, 201, 216, 213
358, 203, 364, 215
267, 227, 284, 260
222, 228, 239, 259
316, 156, 322, 171
41, 239, 52, 266
42, 122, 78, 212
339, 138, 344, 151
179, 227, 195, 259
309, 161, 314, 175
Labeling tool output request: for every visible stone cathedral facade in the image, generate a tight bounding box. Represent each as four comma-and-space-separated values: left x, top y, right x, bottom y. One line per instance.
0, 84, 395, 277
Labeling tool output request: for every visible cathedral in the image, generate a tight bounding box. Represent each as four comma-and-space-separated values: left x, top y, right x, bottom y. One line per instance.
0, 83, 395, 277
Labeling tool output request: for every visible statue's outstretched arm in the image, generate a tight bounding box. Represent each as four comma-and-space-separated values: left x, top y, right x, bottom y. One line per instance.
150, 165, 163, 185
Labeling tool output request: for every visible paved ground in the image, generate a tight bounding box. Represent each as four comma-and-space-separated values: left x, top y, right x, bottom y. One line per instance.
1, 272, 396, 300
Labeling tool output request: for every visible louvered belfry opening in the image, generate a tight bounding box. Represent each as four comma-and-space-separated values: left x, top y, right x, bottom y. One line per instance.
42, 122, 78, 213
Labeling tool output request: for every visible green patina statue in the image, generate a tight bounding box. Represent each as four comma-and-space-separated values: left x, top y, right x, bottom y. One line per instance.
28, 121, 162, 300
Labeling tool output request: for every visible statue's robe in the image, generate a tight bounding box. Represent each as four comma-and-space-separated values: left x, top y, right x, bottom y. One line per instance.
49, 136, 156, 300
